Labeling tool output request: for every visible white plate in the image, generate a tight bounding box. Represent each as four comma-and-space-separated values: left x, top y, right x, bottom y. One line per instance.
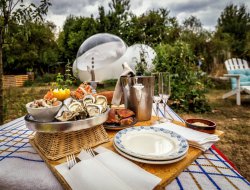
113, 143, 187, 164
114, 126, 188, 160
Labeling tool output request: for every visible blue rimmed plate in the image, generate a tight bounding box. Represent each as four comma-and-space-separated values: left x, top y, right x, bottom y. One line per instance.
113, 142, 187, 164
114, 126, 188, 161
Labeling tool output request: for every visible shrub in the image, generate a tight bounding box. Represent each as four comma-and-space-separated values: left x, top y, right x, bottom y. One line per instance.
72, 78, 82, 87
34, 75, 43, 83
41, 73, 57, 83
34, 73, 56, 84
153, 41, 211, 113
103, 79, 117, 87
23, 80, 33, 87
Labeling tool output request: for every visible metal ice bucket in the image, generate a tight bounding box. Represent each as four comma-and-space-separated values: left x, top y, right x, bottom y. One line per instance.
120, 76, 154, 121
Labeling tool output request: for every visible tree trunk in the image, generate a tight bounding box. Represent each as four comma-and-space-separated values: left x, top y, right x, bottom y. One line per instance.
0, 32, 3, 124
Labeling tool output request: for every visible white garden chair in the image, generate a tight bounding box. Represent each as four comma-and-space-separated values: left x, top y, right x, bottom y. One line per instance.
222, 58, 250, 105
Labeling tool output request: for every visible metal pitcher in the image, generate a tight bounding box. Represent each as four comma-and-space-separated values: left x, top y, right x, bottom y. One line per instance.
120, 76, 154, 121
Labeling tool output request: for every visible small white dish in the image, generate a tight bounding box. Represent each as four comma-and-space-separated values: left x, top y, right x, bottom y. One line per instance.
113, 143, 187, 164
114, 126, 188, 160
26, 101, 62, 122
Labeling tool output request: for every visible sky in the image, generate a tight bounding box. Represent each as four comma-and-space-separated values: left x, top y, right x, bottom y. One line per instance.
45, 0, 250, 32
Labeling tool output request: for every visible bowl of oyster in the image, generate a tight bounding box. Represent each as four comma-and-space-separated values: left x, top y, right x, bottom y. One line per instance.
25, 83, 110, 132
25, 94, 109, 132
26, 98, 62, 122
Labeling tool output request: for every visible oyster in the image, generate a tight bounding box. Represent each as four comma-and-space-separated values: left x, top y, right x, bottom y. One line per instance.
55, 105, 68, 117
76, 110, 87, 120
95, 95, 107, 105
55, 100, 86, 121
30, 99, 53, 108
56, 111, 79, 121
82, 95, 95, 106
68, 101, 84, 113
86, 104, 102, 117
63, 97, 74, 108
54, 92, 109, 121
95, 95, 108, 113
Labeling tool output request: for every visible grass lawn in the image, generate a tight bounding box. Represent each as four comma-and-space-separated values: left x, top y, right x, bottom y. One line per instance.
3, 86, 250, 181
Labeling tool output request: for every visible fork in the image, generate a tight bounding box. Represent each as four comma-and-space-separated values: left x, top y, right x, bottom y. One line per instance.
66, 154, 77, 169
85, 147, 96, 157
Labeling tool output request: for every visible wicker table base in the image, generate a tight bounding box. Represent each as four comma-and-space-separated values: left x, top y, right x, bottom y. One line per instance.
31, 125, 109, 160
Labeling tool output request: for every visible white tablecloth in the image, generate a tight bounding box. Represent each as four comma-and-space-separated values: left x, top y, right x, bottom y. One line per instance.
0, 106, 249, 190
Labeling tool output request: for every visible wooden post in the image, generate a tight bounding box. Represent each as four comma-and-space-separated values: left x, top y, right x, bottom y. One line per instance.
27, 72, 34, 81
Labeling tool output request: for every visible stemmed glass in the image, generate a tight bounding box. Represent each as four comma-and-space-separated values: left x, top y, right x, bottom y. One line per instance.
159, 72, 171, 122
152, 73, 162, 123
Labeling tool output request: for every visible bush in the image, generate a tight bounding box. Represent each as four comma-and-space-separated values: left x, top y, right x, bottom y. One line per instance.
41, 73, 57, 83
72, 78, 82, 87
23, 80, 33, 87
34, 73, 56, 83
154, 41, 211, 113
34, 75, 43, 83
209, 77, 230, 90
103, 79, 117, 87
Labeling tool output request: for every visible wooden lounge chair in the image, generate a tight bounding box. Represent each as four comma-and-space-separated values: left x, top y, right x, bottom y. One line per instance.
222, 58, 250, 105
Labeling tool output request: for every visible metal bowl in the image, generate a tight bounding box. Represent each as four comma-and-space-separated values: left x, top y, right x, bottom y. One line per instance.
25, 108, 110, 133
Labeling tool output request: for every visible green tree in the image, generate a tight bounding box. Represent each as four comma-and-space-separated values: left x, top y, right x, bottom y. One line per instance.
97, 6, 110, 32
107, 0, 130, 35
245, 31, 250, 58
181, 16, 213, 72
3, 21, 58, 75
123, 9, 180, 46
216, 3, 250, 57
57, 15, 98, 63
0, 0, 51, 124
183, 15, 202, 34
154, 41, 211, 112
97, 0, 131, 38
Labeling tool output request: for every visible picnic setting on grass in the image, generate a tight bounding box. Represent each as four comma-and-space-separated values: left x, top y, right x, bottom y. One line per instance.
0, 1, 250, 190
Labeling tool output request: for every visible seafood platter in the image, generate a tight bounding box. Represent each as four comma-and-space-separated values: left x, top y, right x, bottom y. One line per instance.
25, 83, 110, 133
103, 108, 137, 130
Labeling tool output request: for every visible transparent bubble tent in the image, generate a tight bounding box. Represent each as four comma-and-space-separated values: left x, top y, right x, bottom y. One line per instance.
73, 33, 156, 81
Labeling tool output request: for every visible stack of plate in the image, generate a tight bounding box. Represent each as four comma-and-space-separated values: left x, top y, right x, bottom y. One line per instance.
113, 126, 189, 164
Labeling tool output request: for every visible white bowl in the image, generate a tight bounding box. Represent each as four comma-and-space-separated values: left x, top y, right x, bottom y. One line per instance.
26, 101, 62, 122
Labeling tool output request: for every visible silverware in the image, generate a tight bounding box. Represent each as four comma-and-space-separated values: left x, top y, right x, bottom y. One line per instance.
66, 154, 77, 169
85, 147, 96, 157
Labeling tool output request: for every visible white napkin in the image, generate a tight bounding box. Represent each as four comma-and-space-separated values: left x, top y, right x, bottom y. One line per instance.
153, 122, 219, 151
111, 62, 135, 105
55, 147, 161, 190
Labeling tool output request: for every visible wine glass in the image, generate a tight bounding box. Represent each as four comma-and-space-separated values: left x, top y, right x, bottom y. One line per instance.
152, 73, 162, 123
159, 72, 171, 122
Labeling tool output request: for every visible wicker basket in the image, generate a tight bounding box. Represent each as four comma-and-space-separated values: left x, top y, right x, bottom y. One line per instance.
32, 125, 109, 160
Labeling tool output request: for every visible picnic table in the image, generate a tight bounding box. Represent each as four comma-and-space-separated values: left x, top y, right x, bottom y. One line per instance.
0, 106, 249, 190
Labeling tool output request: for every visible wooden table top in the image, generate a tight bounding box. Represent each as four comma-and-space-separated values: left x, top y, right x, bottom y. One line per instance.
30, 116, 224, 190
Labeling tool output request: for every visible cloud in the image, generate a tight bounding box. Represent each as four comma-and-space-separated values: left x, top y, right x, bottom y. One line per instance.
49, 0, 98, 15
46, 0, 250, 31
171, 2, 224, 30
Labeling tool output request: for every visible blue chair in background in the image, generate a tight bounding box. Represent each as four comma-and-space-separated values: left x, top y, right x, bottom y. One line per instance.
222, 58, 250, 105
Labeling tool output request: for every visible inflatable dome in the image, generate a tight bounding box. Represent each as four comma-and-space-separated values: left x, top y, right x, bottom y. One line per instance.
73, 33, 156, 81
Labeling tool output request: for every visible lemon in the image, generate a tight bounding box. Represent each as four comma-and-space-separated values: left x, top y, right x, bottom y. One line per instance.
53, 88, 71, 101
